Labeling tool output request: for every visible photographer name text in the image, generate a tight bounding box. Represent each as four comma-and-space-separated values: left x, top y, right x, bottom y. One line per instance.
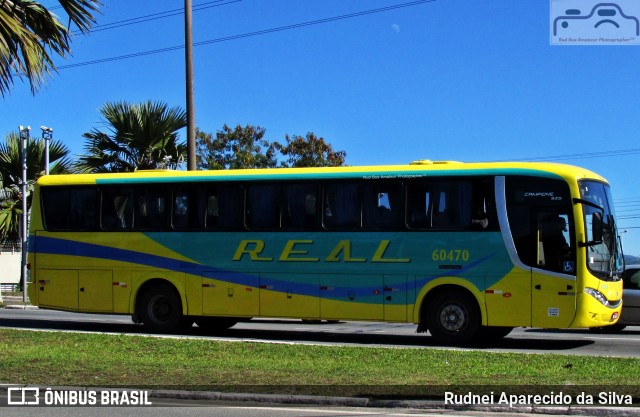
445, 391, 632, 407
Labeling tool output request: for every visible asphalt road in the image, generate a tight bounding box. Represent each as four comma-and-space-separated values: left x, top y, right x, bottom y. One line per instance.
1, 308, 639, 357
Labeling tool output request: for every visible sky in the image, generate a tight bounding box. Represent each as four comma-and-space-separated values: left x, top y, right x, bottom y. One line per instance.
3, 0, 640, 254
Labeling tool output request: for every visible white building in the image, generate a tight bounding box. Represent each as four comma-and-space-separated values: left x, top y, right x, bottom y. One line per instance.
0, 243, 21, 288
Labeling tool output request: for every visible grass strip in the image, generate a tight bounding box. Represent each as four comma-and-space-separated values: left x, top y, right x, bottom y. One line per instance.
1, 328, 639, 397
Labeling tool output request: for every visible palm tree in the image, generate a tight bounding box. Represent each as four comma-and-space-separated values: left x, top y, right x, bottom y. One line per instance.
75, 100, 188, 173
0, 132, 71, 244
0, 0, 101, 96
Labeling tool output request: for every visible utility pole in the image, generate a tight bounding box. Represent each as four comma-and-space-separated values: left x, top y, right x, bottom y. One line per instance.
185, 0, 196, 171
19, 126, 30, 302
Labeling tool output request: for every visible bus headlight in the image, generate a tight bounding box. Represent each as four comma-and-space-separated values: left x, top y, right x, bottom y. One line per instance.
584, 287, 609, 306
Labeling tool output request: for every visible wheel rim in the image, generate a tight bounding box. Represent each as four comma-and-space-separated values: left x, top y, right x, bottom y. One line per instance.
439, 303, 467, 332
149, 295, 172, 323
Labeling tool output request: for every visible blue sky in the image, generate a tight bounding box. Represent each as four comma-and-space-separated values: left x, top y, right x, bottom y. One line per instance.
3, 0, 640, 254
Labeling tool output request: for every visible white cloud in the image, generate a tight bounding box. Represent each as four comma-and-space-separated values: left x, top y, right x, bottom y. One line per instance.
391, 24, 400, 33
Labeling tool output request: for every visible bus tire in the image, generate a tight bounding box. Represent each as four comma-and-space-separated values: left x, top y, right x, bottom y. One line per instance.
195, 317, 238, 332
138, 284, 183, 333
426, 289, 480, 345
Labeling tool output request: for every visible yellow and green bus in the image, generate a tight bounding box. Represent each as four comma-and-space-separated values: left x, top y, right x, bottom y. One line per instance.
27, 160, 624, 345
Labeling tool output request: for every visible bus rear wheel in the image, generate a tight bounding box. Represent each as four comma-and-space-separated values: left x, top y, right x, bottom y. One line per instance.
139, 285, 183, 333
426, 289, 480, 345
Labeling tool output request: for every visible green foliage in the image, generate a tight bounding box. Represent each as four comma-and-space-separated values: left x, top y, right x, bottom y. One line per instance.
196, 124, 347, 170
75, 100, 187, 173
0, 132, 71, 243
276, 132, 346, 168
0, 194, 22, 245
0, 132, 72, 188
196, 124, 277, 170
0, 0, 101, 96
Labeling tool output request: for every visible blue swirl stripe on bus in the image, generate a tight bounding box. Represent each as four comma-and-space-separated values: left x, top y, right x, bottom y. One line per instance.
33, 235, 504, 302
34, 236, 257, 287
34, 235, 377, 299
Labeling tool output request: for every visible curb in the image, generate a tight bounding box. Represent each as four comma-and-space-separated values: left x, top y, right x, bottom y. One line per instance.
151, 389, 371, 407
3, 304, 38, 310
1, 295, 37, 310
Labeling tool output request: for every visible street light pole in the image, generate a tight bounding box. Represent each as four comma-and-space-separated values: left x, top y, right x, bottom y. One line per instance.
19, 126, 30, 302
41, 126, 53, 175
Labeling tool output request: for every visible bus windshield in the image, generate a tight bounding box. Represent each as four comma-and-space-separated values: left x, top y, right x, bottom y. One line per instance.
579, 180, 623, 281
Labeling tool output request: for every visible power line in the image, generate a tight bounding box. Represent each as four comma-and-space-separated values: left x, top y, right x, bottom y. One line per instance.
615, 199, 640, 204
496, 147, 640, 163
72, 0, 240, 35
55, 0, 436, 70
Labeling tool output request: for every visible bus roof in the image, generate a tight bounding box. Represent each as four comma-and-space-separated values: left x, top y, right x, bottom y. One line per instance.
36, 161, 608, 186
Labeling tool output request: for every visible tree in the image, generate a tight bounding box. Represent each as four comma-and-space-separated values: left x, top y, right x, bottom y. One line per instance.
275, 132, 346, 168
0, 131, 71, 244
196, 124, 277, 170
75, 100, 187, 173
195, 125, 347, 170
0, 0, 101, 96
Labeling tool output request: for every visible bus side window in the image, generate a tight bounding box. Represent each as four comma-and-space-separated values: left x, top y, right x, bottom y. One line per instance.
102, 188, 135, 230
407, 183, 431, 228
538, 213, 571, 273
173, 189, 189, 229
137, 187, 168, 230
324, 183, 360, 229
362, 182, 403, 229
43, 187, 99, 231
173, 185, 203, 229
470, 178, 497, 231
432, 190, 449, 227
246, 184, 280, 229
205, 184, 244, 230
505, 176, 574, 271
430, 182, 472, 229
42, 188, 70, 230
282, 184, 318, 229
70, 188, 99, 230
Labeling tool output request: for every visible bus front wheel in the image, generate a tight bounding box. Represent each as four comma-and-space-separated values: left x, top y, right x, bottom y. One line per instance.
138, 285, 183, 333
426, 289, 480, 345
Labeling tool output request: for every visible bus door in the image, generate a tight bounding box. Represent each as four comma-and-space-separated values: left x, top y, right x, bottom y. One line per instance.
503, 175, 576, 328
531, 210, 577, 328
